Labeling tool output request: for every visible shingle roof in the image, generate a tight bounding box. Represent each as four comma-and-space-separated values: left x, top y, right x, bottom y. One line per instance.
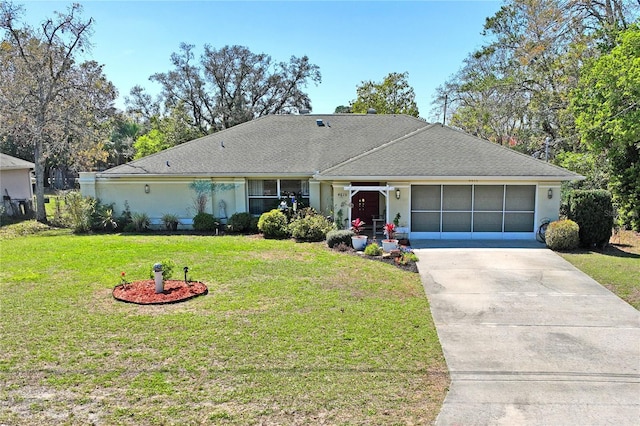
0, 153, 35, 170
99, 114, 582, 181
100, 114, 428, 176
318, 123, 582, 180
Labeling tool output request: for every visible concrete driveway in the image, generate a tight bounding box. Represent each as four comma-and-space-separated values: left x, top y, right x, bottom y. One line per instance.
414, 241, 640, 425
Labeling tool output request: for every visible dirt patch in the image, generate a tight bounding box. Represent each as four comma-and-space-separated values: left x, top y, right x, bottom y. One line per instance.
113, 280, 207, 304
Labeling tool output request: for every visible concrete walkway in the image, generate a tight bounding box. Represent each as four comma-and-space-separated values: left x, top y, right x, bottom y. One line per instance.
414, 241, 640, 425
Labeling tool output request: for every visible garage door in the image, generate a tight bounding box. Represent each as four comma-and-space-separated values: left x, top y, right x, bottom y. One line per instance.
411, 185, 535, 238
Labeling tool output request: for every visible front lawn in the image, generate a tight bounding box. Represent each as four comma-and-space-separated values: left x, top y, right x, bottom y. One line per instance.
0, 224, 448, 425
559, 230, 640, 310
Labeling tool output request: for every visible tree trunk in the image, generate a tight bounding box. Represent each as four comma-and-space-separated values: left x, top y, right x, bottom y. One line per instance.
34, 136, 47, 223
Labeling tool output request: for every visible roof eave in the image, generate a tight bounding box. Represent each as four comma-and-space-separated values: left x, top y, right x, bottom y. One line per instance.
314, 174, 585, 182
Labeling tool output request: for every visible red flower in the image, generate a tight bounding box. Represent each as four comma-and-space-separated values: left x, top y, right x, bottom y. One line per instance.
121, 271, 126, 277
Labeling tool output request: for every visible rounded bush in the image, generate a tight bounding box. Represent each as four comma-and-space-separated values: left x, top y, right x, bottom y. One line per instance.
545, 219, 580, 251
364, 242, 383, 256
193, 212, 219, 232
227, 212, 256, 234
257, 209, 290, 239
326, 229, 354, 248
289, 213, 334, 242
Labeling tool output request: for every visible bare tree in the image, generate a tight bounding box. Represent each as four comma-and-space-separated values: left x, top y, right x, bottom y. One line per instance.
1, 2, 116, 222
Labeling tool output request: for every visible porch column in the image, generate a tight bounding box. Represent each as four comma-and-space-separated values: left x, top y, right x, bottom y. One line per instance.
308, 180, 321, 212
233, 178, 246, 213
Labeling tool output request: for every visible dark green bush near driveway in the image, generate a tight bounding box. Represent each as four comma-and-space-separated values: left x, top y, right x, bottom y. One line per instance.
568, 189, 614, 248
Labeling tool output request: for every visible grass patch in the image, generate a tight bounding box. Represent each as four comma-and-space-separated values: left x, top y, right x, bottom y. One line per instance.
559, 230, 640, 309
0, 224, 448, 424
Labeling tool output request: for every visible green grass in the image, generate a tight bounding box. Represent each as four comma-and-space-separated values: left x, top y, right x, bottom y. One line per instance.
559, 230, 640, 310
0, 223, 448, 425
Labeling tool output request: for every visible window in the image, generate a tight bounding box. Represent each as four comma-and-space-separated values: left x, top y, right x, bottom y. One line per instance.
247, 179, 310, 215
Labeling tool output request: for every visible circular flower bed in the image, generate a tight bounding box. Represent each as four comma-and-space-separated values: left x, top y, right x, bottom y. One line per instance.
113, 280, 207, 305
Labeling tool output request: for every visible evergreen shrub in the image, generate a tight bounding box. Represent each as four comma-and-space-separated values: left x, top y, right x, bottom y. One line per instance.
568, 190, 614, 247
326, 229, 354, 248
193, 212, 219, 232
545, 220, 580, 251
288, 210, 334, 242
227, 212, 256, 234
364, 242, 383, 256
257, 209, 290, 239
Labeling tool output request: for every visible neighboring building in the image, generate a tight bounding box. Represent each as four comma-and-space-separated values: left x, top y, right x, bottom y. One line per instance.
80, 114, 583, 240
0, 153, 35, 216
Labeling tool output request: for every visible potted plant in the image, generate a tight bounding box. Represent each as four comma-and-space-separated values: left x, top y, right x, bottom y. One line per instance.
350, 218, 368, 250
161, 213, 180, 231
382, 222, 398, 252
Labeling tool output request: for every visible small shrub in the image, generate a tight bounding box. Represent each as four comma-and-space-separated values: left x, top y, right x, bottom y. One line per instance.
149, 258, 176, 280
117, 201, 133, 230
326, 229, 354, 248
288, 210, 334, 242
257, 209, 290, 239
92, 203, 118, 232
568, 189, 614, 248
193, 212, 219, 232
332, 242, 353, 252
227, 212, 256, 234
131, 212, 150, 232
65, 191, 95, 233
545, 219, 580, 251
364, 242, 383, 256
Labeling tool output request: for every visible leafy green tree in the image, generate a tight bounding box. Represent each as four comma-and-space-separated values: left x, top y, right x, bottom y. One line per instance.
133, 103, 205, 158
350, 72, 419, 117
571, 26, 640, 230
0, 2, 116, 221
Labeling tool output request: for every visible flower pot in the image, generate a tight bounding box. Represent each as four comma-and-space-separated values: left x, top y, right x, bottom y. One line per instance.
351, 235, 368, 251
382, 239, 398, 252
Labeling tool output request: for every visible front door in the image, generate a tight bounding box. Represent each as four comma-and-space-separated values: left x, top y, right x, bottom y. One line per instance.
351, 182, 380, 224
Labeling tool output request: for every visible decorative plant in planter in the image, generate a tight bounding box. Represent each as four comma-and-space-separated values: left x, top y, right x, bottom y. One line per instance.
382, 222, 398, 252
350, 218, 368, 250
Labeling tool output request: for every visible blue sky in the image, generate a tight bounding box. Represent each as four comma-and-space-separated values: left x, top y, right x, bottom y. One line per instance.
19, 1, 502, 120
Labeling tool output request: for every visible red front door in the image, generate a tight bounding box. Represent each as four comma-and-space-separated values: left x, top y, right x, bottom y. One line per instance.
351, 182, 380, 224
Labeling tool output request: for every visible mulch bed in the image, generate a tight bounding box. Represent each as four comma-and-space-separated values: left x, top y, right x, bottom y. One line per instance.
113, 280, 208, 305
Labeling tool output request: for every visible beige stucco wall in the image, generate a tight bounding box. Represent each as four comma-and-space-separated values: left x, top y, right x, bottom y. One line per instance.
79, 173, 242, 227
79, 172, 564, 237
1, 169, 33, 200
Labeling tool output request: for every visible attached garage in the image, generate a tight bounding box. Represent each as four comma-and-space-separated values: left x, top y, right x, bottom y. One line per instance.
411, 184, 537, 239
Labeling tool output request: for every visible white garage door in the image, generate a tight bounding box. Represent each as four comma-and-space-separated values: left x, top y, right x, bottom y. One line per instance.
411, 185, 536, 238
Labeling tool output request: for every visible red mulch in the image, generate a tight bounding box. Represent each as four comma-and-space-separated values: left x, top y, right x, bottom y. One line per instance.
113, 280, 208, 305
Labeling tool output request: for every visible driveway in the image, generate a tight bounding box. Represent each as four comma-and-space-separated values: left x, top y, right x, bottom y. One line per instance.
413, 241, 640, 425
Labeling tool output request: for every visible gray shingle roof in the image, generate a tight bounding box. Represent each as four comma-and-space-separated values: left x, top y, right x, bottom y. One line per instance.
99, 114, 582, 181
100, 114, 428, 176
0, 153, 35, 170
318, 123, 582, 180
